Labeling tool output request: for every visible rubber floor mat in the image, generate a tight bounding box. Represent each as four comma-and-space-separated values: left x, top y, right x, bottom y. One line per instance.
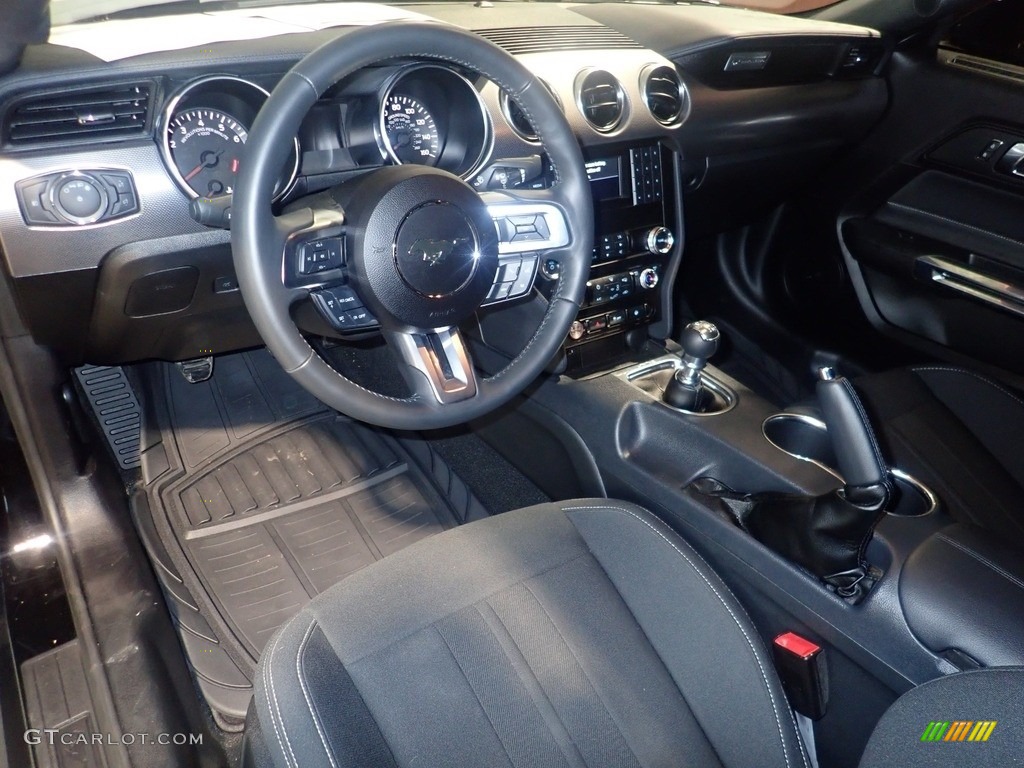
130, 350, 486, 723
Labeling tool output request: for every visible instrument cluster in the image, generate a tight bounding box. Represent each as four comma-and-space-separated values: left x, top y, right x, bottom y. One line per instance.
158, 65, 494, 203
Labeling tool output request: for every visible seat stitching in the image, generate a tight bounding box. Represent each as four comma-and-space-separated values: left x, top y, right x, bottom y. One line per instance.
936, 534, 1024, 592
561, 504, 803, 768
885, 202, 1024, 249
297, 619, 340, 768
263, 628, 298, 768
911, 366, 1024, 412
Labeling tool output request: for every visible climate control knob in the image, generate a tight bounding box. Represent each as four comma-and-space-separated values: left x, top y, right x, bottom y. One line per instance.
568, 320, 586, 340
645, 226, 675, 255
638, 267, 660, 290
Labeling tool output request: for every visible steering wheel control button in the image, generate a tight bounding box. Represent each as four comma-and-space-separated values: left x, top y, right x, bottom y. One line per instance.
395, 202, 480, 298
299, 238, 344, 275
16, 169, 138, 226
311, 286, 377, 332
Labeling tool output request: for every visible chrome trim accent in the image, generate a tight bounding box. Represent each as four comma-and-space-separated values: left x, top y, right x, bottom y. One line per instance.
638, 63, 687, 126
499, 90, 540, 145
377, 64, 494, 182
762, 413, 939, 515
644, 226, 675, 255
761, 413, 841, 480
484, 197, 571, 256
391, 327, 477, 404
890, 469, 939, 516
159, 75, 300, 203
917, 255, 1024, 319
623, 355, 737, 416
574, 68, 627, 134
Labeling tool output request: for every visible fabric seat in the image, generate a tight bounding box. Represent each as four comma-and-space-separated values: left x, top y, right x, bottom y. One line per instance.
855, 366, 1024, 544
245, 500, 809, 768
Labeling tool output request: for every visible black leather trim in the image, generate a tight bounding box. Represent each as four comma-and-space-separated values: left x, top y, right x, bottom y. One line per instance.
900, 524, 1024, 667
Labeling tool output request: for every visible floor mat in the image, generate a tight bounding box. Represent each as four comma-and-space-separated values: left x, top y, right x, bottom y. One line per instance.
130, 349, 489, 723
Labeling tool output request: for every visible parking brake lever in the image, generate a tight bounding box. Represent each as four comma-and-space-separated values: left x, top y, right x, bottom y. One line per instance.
816, 367, 891, 509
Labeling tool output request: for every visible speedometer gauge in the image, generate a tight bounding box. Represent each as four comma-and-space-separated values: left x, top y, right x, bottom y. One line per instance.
166, 108, 247, 198
381, 95, 441, 165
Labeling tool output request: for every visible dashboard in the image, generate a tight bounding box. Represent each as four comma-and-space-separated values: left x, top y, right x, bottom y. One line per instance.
0, 2, 888, 370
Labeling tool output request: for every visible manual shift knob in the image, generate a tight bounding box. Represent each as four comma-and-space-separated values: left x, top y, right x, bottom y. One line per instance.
680, 320, 720, 361
664, 320, 721, 411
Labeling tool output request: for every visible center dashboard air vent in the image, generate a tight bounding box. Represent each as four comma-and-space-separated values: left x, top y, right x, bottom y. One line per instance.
575, 69, 625, 133
3, 82, 153, 148
641, 65, 687, 125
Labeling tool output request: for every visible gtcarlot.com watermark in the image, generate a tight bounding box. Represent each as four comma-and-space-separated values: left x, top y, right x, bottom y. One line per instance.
25, 730, 203, 747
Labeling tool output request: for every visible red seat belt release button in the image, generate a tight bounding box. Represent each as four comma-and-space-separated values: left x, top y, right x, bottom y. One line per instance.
773, 632, 829, 720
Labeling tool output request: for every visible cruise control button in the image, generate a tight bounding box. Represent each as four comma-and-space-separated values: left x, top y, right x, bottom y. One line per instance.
342, 307, 377, 329
509, 257, 537, 297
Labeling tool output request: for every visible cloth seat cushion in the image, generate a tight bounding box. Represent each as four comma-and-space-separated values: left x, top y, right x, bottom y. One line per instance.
250, 500, 808, 768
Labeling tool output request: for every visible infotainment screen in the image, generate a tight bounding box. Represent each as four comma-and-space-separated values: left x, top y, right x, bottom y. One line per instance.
585, 156, 623, 201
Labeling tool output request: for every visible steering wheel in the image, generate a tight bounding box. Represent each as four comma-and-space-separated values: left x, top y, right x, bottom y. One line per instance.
232, 21, 592, 431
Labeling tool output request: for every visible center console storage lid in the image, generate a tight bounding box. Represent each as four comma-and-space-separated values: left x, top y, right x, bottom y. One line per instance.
901, 523, 1024, 667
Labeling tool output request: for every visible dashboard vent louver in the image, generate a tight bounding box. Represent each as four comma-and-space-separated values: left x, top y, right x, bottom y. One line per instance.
576, 69, 624, 133
502, 81, 561, 143
642, 65, 686, 125
475, 26, 641, 56
4, 82, 152, 147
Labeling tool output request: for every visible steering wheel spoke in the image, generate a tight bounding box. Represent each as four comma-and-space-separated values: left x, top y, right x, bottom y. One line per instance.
386, 327, 478, 404
479, 190, 571, 306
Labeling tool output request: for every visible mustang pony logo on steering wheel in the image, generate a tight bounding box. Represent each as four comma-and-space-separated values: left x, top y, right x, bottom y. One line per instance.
408, 237, 469, 267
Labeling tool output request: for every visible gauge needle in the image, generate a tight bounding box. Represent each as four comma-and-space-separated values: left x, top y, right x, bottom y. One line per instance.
183, 149, 224, 182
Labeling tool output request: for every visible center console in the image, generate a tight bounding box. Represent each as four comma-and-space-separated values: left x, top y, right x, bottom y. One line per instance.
538, 142, 679, 373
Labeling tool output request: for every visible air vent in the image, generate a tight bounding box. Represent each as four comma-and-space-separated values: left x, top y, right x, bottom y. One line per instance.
4, 82, 152, 147
475, 26, 641, 56
501, 81, 561, 143
576, 69, 625, 133
642, 65, 686, 125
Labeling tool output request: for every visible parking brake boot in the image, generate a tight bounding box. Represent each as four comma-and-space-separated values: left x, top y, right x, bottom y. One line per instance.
689, 368, 893, 600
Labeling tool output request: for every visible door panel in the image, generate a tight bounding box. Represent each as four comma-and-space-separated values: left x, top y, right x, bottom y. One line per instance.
835, 25, 1024, 375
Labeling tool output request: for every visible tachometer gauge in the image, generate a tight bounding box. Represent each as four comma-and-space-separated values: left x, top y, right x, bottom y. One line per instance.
166, 108, 247, 198
381, 95, 441, 166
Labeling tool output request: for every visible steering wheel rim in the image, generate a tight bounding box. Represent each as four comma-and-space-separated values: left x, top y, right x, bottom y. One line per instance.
232, 21, 592, 431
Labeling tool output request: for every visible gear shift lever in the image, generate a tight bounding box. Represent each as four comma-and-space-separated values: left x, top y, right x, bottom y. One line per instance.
664, 320, 720, 411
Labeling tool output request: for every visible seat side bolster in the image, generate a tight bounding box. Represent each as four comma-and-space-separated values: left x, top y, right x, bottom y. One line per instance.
562, 501, 808, 768
253, 618, 400, 768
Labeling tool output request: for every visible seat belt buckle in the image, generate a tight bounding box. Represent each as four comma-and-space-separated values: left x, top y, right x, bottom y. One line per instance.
773, 632, 829, 721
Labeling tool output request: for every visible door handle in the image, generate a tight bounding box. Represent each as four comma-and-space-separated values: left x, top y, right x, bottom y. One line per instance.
915, 255, 1024, 319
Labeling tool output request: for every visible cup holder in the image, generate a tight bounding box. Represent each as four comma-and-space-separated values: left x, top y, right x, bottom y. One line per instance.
762, 413, 937, 517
